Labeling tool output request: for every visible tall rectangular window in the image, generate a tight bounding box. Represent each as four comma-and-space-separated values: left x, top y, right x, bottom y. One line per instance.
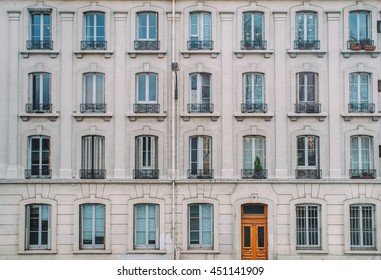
295, 12, 319, 49
349, 73, 373, 113
80, 204, 105, 249
242, 12, 265, 50
189, 136, 213, 179
242, 73, 266, 113
350, 136, 375, 179
137, 73, 157, 103
296, 204, 321, 250
188, 204, 213, 249
28, 73, 51, 113
188, 73, 213, 113
28, 11, 52, 49
349, 11, 371, 41
82, 73, 105, 113
134, 204, 159, 249
135, 12, 159, 50
82, 12, 106, 50
296, 136, 320, 179
242, 136, 267, 179
27, 136, 51, 179
26, 204, 50, 249
350, 204, 375, 250
189, 12, 212, 50
134, 136, 159, 179
81, 136, 105, 179
296, 72, 320, 113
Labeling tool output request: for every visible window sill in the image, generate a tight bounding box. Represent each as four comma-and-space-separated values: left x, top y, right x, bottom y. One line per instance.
288, 112, 328, 122
74, 50, 113, 58
295, 249, 328, 254
127, 50, 167, 58
126, 112, 166, 122
341, 113, 381, 121
19, 112, 60, 122
21, 50, 59, 58
341, 49, 380, 58
73, 112, 113, 122
126, 250, 166, 254
181, 250, 220, 254
18, 250, 58, 255
234, 49, 274, 58
181, 50, 220, 58
287, 49, 327, 58
344, 250, 380, 255
72, 250, 112, 254
234, 112, 274, 121
180, 112, 220, 121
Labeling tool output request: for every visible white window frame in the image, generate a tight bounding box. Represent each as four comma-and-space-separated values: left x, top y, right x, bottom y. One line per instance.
350, 204, 375, 250
136, 12, 158, 41
83, 73, 105, 104
29, 73, 51, 109
188, 203, 213, 249
350, 136, 373, 170
242, 12, 264, 42
243, 136, 266, 170
80, 204, 105, 249
26, 204, 51, 250
136, 73, 158, 104
189, 12, 211, 42
29, 11, 51, 42
295, 12, 317, 41
243, 72, 264, 104
349, 11, 371, 41
296, 204, 321, 250
297, 135, 319, 170
83, 12, 105, 42
349, 73, 371, 104
189, 136, 212, 172
28, 135, 50, 178
297, 72, 318, 103
81, 135, 105, 171
134, 204, 159, 249
189, 73, 211, 105
135, 136, 158, 170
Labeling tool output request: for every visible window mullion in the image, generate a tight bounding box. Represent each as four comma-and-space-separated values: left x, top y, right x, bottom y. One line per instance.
92, 205, 96, 246
199, 205, 203, 245
145, 205, 149, 245
38, 205, 42, 246
305, 206, 310, 246
92, 74, 96, 103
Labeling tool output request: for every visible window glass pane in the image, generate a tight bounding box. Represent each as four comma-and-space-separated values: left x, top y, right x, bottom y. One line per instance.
190, 13, 198, 38
254, 74, 263, 102
84, 74, 93, 103
351, 137, 359, 169
243, 137, 253, 169
203, 13, 211, 41
307, 137, 317, 166
149, 14, 157, 39
244, 74, 253, 102
95, 74, 104, 103
244, 227, 251, 247
349, 13, 358, 40
137, 74, 146, 102
243, 204, 265, 215
31, 14, 41, 39
296, 14, 304, 40
149, 74, 157, 101
358, 13, 368, 40
42, 74, 50, 104
254, 13, 263, 40
96, 14, 105, 40
257, 226, 265, 248
138, 14, 147, 39
243, 13, 252, 40
306, 14, 316, 40
297, 137, 305, 166
359, 74, 369, 102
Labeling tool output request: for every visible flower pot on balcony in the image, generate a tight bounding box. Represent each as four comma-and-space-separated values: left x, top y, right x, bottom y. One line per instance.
350, 45, 362, 50
364, 45, 376, 51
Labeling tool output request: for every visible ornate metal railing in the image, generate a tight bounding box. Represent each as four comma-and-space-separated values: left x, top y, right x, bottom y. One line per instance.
26, 103, 52, 113
240, 39, 267, 50
241, 103, 267, 113
347, 39, 375, 50
187, 40, 214, 50
187, 103, 214, 113
349, 169, 376, 179
241, 169, 268, 179
80, 169, 106, 179
295, 103, 321, 113
81, 40, 107, 50
348, 103, 375, 113
294, 39, 320, 50
134, 40, 160, 50
25, 169, 52, 179
27, 40, 53, 50
80, 103, 106, 113
295, 169, 322, 179
187, 169, 214, 179
133, 103, 160, 113
133, 169, 159, 179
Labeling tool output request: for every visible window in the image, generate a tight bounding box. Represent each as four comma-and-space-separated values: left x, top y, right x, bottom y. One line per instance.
295, 12, 319, 50
27, 73, 51, 113
350, 204, 375, 250
135, 12, 159, 50
348, 11, 373, 49
28, 10, 52, 50
188, 73, 213, 113
134, 136, 159, 179
134, 73, 159, 113
350, 136, 375, 179
26, 204, 50, 249
188, 136, 213, 179
188, 204, 213, 249
188, 12, 213, 50
80, 204, 105, 249
296, 204, 321, 250
242, 12, 265, 50
242, 136, 267, 179
349, 73, 374, 113
242, 73, 267, 113
81, 135, 105, 179
82, 73, 105, 113
296, 72, 320, 113
26, 136, 51, 179
134, 204, 159, 249
82, 12, 106, 50
296, 136, 321, 179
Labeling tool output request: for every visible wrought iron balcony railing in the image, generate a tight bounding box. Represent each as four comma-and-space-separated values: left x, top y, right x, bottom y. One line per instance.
133, 169, 159, 179
80, 169, 106, 179
187, 40, 214, 50
187, 169, 214, 179
27, 40, 53, 50
81, 40, 107, 50
295, 103, 321, 113
294, 39, 320, 50
26, 103, 52, 113
347, 39, 375, 50
350, 169, 376, 179
134, 40, 160, 50
348, 103, 375, 113
25, 168, 52, 179
133, 103, 160, 113
80, 103, 106, 113
241, 103, 267, 113
240, 39, 267, 50
241, 169, 268, 179
295, 169, 322, 179
187, 103, 214, 113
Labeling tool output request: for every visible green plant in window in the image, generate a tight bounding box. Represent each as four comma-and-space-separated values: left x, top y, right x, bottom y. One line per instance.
254, 156, 263, 172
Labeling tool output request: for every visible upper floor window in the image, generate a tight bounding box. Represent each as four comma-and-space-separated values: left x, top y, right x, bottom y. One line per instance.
26, 204, 50, 250
296, 204, 321, 250
80, 204, 105, 249
348, 12, 374, 50
350, 136, 375, 179
27, 73, 51, 113
28, 11, 52, 50
350, 204, 375, 250
296, 135, 321, 179
295, 12, 319, 50
242, 73, 267, 113
26, 136, 51, 179
134, 204, 159, 249
188, 12, 213, 50
296, 72, 320, 113
82, 73, 106, 113
242, 136, 267, 179
135, 12, 159, 50
188, 73, 213, 113
188, 136, 213, 179
134, 136, 159, 179
242, 12, 266, 50
188, 203, 213, 249
134, 73, 159, 113
81, 135, 105, 179
82, 12, 106, 50
349, 73, 374, 113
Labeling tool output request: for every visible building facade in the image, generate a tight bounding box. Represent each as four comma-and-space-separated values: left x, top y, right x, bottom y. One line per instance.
1, 0, 381, 260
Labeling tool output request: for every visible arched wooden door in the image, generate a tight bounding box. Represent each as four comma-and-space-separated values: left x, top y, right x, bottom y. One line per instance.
241, 204, 268, 260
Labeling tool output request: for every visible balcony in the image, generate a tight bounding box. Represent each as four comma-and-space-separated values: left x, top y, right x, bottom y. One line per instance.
133, 169, 159, 179
241, 103, 267, 113
81, 40, 107, 50
25, 169, 52, 179
26, 103, 52, 113
80, 103, 106, 113
26, 40, 53, 50
295, 169, 322, 179
240, 39, 267, 50
187, 40, 214, 50
350, 169, 376, 179
187, 103, 214, 113
133, 103, 160, 113
348, 103, 375, 113
295, 103, 321, 113
347, 39, 375, 51
294, 39, 320, 50
80, 169, 106, 179
134, 40, 160, 50
241, 169, 268, 179
187, 169, 214, 179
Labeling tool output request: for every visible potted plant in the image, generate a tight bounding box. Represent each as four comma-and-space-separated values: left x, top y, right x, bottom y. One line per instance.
349, 40, 361, 50
253, 156, 264, 179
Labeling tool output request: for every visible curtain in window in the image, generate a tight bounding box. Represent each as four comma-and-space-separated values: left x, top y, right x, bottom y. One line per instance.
244, 73, 264, 104
296, 13, 317, 41
190, 73, 210, 104
351, 136, 372, 170
189, 204, 212, 246
83, 73, 104, 104
81, 204, 105, 248
190, 13, 211, 41
243, 13, 263, 41
297, 136, 318, 168
350, 73, 369, 104
31, 73, 51, 106
135, 204, 158, 248
81, 136, 105, 170
297, 73, 317, 103
135, 136, 157, 169
189, 136, 211, 171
